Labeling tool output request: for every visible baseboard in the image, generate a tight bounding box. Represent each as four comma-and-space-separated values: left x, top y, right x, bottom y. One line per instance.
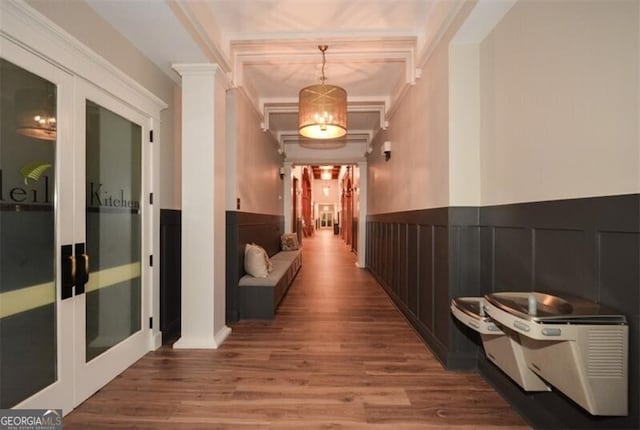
173, 325, 232, 349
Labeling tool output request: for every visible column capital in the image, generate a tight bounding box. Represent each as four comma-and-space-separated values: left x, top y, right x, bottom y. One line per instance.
171, 63, 233, 88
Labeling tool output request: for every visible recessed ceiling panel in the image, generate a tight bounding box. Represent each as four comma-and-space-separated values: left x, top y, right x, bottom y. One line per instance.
245, 61, 405, 99
207, 0, 433, 35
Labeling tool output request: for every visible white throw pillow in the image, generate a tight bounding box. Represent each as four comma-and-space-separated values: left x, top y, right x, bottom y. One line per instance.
244, 243, 272, 278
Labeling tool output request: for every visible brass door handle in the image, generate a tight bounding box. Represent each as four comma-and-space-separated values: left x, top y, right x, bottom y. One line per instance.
81, 253, 89, 277
74, 243, 89, 295
70, 255, 77, 280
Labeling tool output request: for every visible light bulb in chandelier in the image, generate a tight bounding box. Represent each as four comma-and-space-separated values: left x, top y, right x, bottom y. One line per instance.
15, 87, 57, 141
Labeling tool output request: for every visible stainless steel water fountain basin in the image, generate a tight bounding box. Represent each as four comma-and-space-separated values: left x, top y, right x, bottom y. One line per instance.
485, 291, 626, 324
450, 297, 501, 334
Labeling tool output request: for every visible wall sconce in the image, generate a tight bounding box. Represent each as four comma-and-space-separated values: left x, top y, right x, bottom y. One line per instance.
382, 141, 391, 162
279, 167, 285, 180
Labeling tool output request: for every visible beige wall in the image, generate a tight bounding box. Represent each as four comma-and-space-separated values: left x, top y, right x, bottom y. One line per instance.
479, 0, 639, 205
229, 89, 283, 215
449, 42, 481, 206
26, 0, 181, 209
370, 0, 638, 214
367, 3, 474, 215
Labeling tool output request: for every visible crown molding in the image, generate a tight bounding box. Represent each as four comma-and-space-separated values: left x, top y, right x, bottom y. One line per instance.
0, 0, 167, 112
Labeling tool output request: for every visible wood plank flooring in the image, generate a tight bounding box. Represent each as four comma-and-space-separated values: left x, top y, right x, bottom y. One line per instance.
64, 230, 529, 429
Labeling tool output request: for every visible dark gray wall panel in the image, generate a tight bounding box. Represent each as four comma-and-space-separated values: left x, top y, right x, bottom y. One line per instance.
418, 224, 434, 331
407, 224, 418, 316
160, 209, 181, 344
479, 226, 494, 293
367, 208, 477, 369
451, 225, 481, 298
448, 225, 482, 366
477, 194, 639, 429
599, 231, 640, 318
433, 225, 450, 348
534, 228, 593, 299
368, 194, 639, 429
398, 223, 408, 303
493, 227, 532, 291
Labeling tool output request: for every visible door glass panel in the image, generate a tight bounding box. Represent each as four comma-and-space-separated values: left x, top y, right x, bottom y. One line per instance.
85, 100, 141, 362
0, 58, 57, 407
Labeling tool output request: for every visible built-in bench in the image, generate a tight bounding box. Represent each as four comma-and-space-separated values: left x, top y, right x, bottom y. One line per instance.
225, 212, 303, 322
238, 249, 301, 319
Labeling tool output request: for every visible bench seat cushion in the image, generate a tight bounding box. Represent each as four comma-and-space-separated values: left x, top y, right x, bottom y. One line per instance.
238, 250, 301, 287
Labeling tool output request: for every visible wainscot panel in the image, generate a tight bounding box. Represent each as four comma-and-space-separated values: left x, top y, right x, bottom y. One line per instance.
478, 194, 639, 430
366, 207, 480, 370
367, 194, 639, 429
160, 209, 181, 345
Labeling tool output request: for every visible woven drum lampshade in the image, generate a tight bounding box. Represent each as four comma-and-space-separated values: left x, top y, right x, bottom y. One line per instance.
298, 84, 347, 139
298, 46, 347, 140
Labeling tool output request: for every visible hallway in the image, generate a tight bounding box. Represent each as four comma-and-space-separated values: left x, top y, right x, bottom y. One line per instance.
64, 230, 529, 429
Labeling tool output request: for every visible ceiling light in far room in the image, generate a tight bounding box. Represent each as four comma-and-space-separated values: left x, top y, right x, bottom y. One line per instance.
320, 165, 332, 180
298, 45, 347, 140
15, 88, 57, 141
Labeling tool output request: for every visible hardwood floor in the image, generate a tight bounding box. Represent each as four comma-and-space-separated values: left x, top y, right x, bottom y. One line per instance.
64, 230, 529, 429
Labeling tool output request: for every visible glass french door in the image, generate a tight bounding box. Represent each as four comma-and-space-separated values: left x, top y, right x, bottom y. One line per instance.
73, 81, 149, 403
319, 206, 334, 228
1, 41, 150, 414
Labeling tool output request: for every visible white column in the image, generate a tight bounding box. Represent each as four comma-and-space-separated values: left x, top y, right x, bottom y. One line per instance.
172, 63, 231, 349
356, 161, 368, 268
283, 161, 293, 233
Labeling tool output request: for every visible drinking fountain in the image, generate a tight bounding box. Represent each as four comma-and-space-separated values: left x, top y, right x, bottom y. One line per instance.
451, 297, 550, 392
484, 292, 628, 416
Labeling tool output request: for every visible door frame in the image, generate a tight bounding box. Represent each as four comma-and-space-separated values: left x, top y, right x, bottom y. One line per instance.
1, 31, 76, 415
73, 80, 153, 405
1, 0, 166, 412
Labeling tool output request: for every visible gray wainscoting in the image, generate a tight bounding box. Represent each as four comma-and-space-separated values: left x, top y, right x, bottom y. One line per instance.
366, 194, 639, 429
160, 209, 181, 344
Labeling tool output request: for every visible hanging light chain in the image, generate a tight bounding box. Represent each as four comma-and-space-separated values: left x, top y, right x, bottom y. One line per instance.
319, 45, 328, 85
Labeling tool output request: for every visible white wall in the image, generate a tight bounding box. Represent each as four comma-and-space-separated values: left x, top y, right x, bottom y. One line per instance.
228, 89, 283, 215
479, 0, 639, 205
26, 0, 181, 209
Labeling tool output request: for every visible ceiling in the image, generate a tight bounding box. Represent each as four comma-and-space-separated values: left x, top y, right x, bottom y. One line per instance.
86, 0, 466, 163
310, 165, 341, 180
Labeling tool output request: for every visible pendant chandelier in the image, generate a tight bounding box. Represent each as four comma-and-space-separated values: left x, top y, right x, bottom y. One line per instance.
298, 45, 347, 140
15, 87, 57, 141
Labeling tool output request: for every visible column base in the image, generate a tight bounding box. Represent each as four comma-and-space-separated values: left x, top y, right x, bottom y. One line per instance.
172, 325, 232, 349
